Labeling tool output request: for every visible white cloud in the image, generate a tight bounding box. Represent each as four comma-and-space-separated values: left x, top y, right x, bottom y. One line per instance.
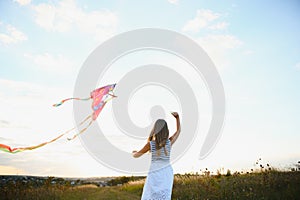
199, 34, 243, 49
32, 0, 118, 41
13, 0, 31, 6
208, 22, 229, 30
197, 34, 243, 69
182, 9, 220, 32
167, 0, 179, 5
32, 3, 57, 31
24, 53, 76, 73
182, 9, 243, 69
0, 78, 73, 139
0, 24, 27, 44
0, 119, 29, 129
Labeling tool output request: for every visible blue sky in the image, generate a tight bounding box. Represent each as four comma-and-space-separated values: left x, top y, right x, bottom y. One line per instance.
0, 0, 299, 177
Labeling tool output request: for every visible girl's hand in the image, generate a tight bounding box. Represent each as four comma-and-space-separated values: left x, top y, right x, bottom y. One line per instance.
132, 150, 137, 154
171, 112, 179, 119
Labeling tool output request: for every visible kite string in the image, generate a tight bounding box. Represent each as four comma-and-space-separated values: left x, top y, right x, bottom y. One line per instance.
67, 118, 94, 141
67, 93, 117, 141
103, 92, 117, 104
50, 114, 92, 139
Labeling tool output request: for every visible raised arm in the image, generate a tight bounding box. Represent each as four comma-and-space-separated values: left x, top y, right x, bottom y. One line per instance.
169, 112, 181, 145
132, 142, 150, 158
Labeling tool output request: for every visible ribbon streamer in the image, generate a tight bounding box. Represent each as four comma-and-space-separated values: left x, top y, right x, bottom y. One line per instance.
0, 84, 117, 154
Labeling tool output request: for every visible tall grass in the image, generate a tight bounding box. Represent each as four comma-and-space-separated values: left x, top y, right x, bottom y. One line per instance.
1, 170, 300, 199
171, 171, 300, 199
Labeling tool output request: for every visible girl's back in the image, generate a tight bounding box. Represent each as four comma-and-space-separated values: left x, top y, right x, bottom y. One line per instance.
150, 139, 171, 162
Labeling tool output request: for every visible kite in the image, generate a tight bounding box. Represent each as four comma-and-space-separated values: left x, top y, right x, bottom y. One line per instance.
0, 84, 117, 154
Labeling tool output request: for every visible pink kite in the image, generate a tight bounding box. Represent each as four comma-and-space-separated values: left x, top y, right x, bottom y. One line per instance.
0, 84, 117, 153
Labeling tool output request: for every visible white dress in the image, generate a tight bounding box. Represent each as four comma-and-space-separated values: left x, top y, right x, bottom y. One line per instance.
141, 139, 173, 200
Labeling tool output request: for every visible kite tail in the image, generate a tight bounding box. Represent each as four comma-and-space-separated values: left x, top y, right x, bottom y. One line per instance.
53, 97, 91, 107
0, 132, 67, 154
0, 114, 93, 154
0, 144, 15, 153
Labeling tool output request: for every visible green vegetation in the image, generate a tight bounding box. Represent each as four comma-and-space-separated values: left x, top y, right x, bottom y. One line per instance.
172, 171, 300, 199
1, 170, 300, 200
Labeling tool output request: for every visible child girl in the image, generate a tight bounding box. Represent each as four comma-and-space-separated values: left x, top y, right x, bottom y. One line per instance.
132, 112, 181, 200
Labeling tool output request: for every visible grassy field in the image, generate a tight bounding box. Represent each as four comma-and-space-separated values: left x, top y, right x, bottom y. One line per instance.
1, 170, 300, 200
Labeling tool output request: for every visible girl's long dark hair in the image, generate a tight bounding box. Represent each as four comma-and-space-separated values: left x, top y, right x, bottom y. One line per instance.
148, 119, 169, 156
